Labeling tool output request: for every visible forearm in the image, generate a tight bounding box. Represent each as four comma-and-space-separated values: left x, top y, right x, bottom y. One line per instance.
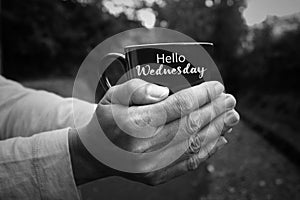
68, 127, 115, 186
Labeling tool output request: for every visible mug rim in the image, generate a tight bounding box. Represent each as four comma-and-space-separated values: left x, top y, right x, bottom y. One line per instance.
125, 42, 213, 50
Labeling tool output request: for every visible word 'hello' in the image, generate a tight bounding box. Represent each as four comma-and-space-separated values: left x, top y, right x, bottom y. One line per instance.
156, 52, 186, 63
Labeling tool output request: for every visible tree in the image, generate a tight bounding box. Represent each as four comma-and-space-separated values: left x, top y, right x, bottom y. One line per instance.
239, 14, 300, 93
1, 0, 141, 80
152, 0, 247, 92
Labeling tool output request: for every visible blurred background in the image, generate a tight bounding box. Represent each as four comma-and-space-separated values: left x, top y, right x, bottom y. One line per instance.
1, 0, 300, 199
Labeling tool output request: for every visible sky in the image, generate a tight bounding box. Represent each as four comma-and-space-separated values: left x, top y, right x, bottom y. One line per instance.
103, 0, 300, 28
244, 0, 300, 26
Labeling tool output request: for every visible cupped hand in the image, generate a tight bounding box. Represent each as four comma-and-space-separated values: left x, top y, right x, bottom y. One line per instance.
70, 79, 239, 186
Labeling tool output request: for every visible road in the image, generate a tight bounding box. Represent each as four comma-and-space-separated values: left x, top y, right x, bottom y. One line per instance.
81, 121, 300, 200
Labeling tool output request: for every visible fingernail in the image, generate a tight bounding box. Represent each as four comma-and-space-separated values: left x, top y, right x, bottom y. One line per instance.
214, 82, 224, 94
225, 94, 236, 109
227, 128, 233, 133
224, 111, 239, 126
216, 137, 228, 149
147, 84, 169, 99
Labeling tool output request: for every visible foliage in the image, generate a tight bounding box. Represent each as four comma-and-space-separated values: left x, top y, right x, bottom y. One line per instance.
2, 0, 300, 97
152, 0, 248, 92
1, 0, 141, 79
239, 15, 300, 94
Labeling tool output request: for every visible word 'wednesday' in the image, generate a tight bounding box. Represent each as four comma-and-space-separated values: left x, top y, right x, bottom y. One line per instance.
135, 52, 207, 79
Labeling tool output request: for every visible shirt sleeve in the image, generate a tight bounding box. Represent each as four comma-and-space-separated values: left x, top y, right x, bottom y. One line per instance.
0, 128, 80, 199
0, 76, 96, 199
0, 75, 96, 139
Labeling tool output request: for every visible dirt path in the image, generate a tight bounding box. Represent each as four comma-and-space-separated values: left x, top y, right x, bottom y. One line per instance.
80, 122, 300, 200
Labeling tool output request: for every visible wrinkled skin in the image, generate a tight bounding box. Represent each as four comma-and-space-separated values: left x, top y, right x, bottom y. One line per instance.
71, 79, 240, 186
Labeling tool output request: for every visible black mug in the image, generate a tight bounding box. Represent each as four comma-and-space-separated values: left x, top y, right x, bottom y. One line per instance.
97, 42, 215, 101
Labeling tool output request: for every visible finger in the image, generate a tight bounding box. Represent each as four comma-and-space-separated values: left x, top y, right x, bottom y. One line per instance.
115, 107, 235, 173
102, 78, 169, 105
226, 128, 233, 134
151, 136, 228, 185
180, 134, 228, 162
185, 136, 228, 171
147, 94, 236, 149
106, 103, 238, 153
128, 81, 225, 129
224, 109, 240, 128
184, 109, 239, 151
135, 108, 236, 171
147, 108, 238, 159
111, 81, 225, 140
180, 93, 236, 137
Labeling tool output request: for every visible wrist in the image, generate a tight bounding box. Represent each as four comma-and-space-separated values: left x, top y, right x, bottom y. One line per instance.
68, 127, 114, 185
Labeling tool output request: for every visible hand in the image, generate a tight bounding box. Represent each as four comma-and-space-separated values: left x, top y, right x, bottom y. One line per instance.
69, 79, 239, 185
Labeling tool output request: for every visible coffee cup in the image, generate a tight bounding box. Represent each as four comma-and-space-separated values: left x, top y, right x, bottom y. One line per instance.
98, 42, 216, 98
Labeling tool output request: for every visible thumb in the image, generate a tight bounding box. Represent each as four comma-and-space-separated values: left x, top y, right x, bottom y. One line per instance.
103, 78, 169, 105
